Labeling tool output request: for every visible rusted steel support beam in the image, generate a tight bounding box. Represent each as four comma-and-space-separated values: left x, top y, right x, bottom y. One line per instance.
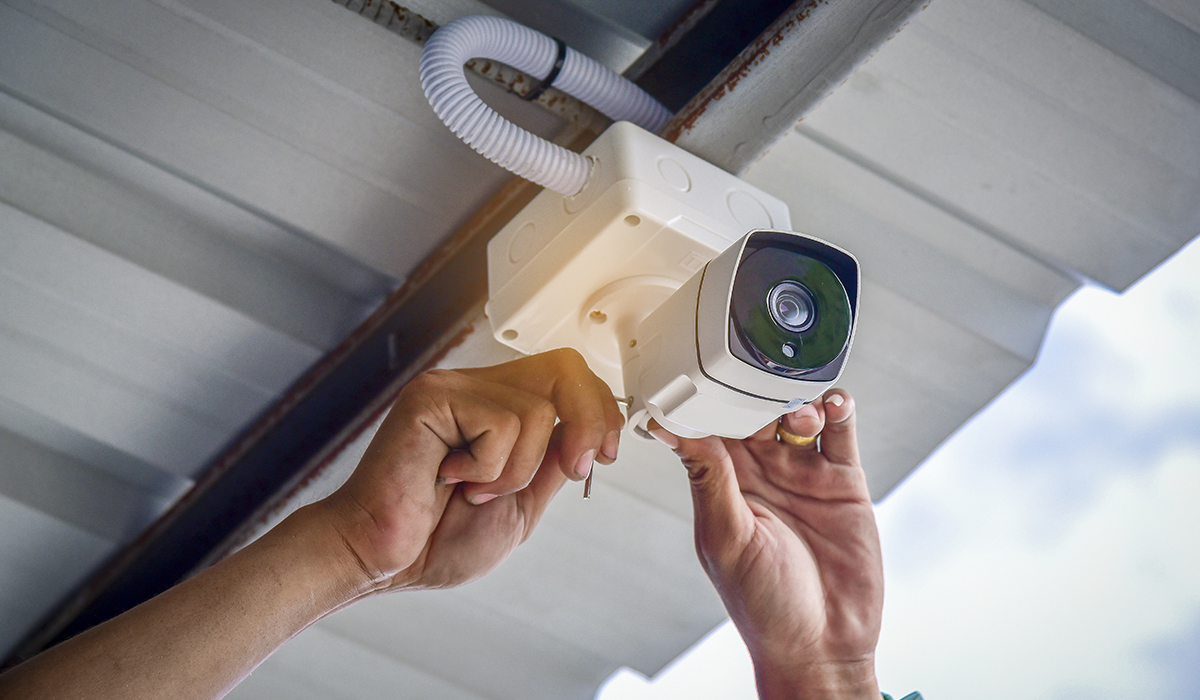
662, 0, 930, 175
631, 0, 796, 108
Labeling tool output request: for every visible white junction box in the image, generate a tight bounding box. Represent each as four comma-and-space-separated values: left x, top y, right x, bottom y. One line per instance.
485, 121, 792, 399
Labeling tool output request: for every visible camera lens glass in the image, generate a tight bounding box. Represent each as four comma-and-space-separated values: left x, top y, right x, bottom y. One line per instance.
730, 241, 852, 375
767, 281, 816, 333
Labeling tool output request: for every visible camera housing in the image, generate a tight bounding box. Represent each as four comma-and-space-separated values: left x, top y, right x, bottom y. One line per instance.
627, 229, 859, 439
485, 121, 858, 439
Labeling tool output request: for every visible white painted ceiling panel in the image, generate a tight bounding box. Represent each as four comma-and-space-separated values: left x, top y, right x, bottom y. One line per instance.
0, 494, 116, 660
0, 328, 221, 478
0, 89, 392, 308
797, 0, 1200, 290
227, 625, 492, 700
1027, 0, 1200, 103
0, 427, 169, 542
0, 124, 374, 349
1, 0, 560, 277
0, 271, 277, 431
811, 279, 1035, 496
744, 132, 1078, 359
322, 591, 612, 700
447, 471, 725, 673
0, 0, 452, 662
0, 203, 321, 403
1147, 0, 1200, 34
0, 393, 191, 499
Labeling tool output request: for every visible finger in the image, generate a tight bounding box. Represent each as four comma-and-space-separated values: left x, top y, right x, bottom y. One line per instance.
462, 349, 622, 481
746, 418, 781, 443
648, 422, 754, 573
545, 350, 623, 481
742, 399, 824, 447
817, 389, 859, 467
510, 447, 572, 543
593, 374, 625, 466
430, 391, 523, 486
454, 384, 557, 505
779, 400, 825, 441
367, 371, 512, 481
339, 371, 519, 538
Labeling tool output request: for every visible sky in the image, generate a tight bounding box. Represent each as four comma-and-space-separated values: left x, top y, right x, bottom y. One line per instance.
596, 235, 1200, 700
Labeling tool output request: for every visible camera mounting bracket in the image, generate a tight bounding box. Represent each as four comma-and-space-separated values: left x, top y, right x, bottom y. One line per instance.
485, 122, 792, 399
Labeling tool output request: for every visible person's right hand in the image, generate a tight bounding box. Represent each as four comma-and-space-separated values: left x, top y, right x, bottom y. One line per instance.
650, 391, 883, 700
320, 348, 624, 596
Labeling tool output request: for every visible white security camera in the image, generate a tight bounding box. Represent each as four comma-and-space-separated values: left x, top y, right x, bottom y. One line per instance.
485, 121, 859, 440
626, 228, 859, 439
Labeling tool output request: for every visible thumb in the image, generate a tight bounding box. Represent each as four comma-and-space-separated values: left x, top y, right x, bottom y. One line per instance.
648, 424, 753, 569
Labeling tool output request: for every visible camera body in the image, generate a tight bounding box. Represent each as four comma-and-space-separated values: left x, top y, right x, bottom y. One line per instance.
627, 229, 859, 439
485, 122, 858, 439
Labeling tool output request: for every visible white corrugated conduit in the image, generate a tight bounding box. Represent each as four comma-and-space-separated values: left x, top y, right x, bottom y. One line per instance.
420, 15, 672, 195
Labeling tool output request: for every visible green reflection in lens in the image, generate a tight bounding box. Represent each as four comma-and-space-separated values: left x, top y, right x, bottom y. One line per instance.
733, 247, 852, 372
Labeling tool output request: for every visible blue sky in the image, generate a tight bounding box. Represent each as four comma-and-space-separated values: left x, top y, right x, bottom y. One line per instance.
597, 236, 1200, 700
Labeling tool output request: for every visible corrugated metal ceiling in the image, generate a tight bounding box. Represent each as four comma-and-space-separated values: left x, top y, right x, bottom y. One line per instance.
1, 0, 1198, 697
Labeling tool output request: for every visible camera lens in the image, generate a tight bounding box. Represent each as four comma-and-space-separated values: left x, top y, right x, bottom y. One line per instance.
729, 238, 852, 375
767, 281, 816, 333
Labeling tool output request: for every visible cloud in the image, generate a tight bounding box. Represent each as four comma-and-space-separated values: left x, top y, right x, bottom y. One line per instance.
876, 444, 1200, 700
874, 237, 1200, 699
1144, 610, 1200, 697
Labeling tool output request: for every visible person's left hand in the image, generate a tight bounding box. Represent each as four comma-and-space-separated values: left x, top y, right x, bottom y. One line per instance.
320, 348, 624, 595
650, 392, 882, 699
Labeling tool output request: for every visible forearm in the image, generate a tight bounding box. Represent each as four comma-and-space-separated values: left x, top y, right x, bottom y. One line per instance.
0, 503, 368, 700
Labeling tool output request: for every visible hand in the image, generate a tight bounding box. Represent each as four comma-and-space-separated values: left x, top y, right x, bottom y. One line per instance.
0, 349, 624, 700
321, 348, 624, 594
649, 392, 882, 700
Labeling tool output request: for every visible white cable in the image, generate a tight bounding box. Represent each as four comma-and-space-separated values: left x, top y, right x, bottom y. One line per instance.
420, 15, 672, 196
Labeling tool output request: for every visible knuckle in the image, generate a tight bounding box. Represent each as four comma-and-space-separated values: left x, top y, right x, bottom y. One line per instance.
495, 409, 523, 440
549, 346, 589, 372
480, 460, 507, 484
529, 397, 557, 426
407, 368, 457, 393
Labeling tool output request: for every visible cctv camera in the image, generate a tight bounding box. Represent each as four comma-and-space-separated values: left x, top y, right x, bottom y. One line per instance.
484, 121, 859, 440
625, 228, 859, 440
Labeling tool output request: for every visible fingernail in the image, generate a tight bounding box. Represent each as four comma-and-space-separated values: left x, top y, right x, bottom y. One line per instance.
440, 477, 463, 485
825, 393, 845, 407
574, 449, 595, 479
471, 493, 498, 505
648, 427, 679, 450
601, 430, 620, 461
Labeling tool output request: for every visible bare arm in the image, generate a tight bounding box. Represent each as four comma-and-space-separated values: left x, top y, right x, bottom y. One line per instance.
0, 349, 623, 700
0, 504, 364, 699
651, 391, 883, 700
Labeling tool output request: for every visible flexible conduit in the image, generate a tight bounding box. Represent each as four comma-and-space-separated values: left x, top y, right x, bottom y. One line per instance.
420, 15, 672, 196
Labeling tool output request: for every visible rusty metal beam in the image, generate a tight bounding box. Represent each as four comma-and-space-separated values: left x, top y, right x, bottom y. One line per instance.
632, 0, 797, 109
662, 0, 930, 174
